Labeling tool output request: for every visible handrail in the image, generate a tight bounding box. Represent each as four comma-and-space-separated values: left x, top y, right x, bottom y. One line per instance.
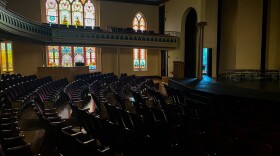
221, 69, 280, 81
0, 5, 52, 40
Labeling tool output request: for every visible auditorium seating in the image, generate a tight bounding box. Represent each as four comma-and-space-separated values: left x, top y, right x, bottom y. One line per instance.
4, 72, 278, 156
0, 99, 38, 156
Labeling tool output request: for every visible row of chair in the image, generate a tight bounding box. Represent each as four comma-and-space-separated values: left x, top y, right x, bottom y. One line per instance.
32, 93, 109, 156
0, 75, 37, 91
0, 106, 37, 155
0, 76, 53, 112
1, 73, 22, 80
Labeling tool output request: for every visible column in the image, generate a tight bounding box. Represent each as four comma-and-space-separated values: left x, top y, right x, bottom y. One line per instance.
42, 50, 46, 67
196, 22, 207, 79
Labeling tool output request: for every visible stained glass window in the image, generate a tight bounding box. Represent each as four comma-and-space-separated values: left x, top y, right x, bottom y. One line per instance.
46, 0, 58, 24
86, 47, 96, 70
133, 49, 147, 71
47, 45, 97, 70
7, 43, 13, 72
46, 0, 95, 27
59, 0, 71, 25
133, 13, 147, 71
0, 42, 14, 73
61, 46, 72, 67
139, 49, 146, 69
74, 47, 84, 65
48, 46, 60, 66
72, 0, 83, 26
84, 0, 95, 27
1, 43, 7, 72
133, 13, 146, 31
133, 49, 139, 70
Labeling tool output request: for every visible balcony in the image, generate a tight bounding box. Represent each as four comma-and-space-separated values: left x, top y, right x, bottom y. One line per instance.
0, 5, 178, 49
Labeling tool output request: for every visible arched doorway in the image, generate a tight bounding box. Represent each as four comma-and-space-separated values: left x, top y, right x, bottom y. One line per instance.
184, 8, 197, 78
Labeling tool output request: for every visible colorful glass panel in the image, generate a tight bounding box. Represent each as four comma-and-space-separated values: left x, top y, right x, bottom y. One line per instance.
139, 49, 146, 69
72, 0, 83, 26
133, 49, 139, 70
74, 47, 84, 64
46, 0, 58, 24
1, 43, 7, 72
132, 13, 147, 71
85, 47, 96, 70
7, 43, 13, 72
133, 13, 146, 31
140, 18, 145, 31
133, 17, 138, 31
59, 0, 71, 25
48, 46, 59, 66
84, 0, 95, 27
61, 46, 72, 67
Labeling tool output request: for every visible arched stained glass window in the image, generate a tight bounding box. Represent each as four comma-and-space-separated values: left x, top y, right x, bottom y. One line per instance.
72, 0, 83, 26
133, 13, 147, 71
1, 42, 14, 73
133, 13, 146, 31
46, 0, 96, 27
61, 46, 72, 67
84, 0, 95, 27
46, 0, 58, 24
86, 47, 96, 70
74, 47, 84, 64
59, 0, 71, 25
47, 46, 59, 66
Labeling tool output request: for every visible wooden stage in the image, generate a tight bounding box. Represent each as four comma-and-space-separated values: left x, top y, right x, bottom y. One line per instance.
168, 76, 280, 103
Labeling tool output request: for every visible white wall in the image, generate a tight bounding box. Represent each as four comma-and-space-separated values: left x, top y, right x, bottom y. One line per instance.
220, 0, 238, 71
13, 41, 44, 75
267, 0, 280, 70
99, 1, 158, 32
6, 0, 42, 22
165, 0, 216, 77
235, 0, 262, 69
101, 47, 160, 76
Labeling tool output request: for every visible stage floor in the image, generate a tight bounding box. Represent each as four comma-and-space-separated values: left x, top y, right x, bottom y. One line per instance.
168, 76, 280, 103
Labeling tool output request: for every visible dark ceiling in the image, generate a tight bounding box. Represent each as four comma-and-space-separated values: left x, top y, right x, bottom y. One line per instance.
99, 0, 169, 6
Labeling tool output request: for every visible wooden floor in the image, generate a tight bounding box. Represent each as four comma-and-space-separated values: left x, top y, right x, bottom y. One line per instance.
19, 78, 166, 156
169, 75, 280, 103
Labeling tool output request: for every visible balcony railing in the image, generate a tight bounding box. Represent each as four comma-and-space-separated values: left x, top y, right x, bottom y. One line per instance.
0, 5, 178, 49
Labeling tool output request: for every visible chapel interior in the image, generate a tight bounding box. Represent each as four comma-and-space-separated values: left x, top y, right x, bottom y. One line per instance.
0, 0, 280, 155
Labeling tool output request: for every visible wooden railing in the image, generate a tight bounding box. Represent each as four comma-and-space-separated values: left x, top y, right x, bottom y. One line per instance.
223, 69, 280, 81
